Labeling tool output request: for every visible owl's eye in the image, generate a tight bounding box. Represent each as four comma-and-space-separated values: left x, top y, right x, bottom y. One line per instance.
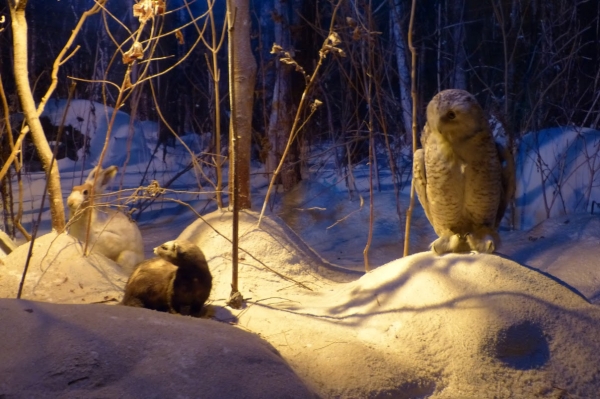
447, 111, 456, 120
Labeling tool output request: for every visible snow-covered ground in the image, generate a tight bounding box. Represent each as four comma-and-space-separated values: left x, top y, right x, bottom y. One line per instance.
2, 102, 600, 398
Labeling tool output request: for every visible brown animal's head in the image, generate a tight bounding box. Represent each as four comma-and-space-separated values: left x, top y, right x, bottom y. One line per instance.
154, 240, 207, 267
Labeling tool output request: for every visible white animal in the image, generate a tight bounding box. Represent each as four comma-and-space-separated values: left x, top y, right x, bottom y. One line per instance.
413, 89, 515, 254
67, 166, 144, 274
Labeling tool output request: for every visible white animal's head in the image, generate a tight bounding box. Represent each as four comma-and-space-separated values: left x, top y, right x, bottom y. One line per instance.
426, 89, 487, 143
67, 166, 118, 213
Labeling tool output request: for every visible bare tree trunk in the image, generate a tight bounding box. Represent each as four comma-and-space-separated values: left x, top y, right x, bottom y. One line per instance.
0, 78, 16, 238
266, 0, 298, 191
450, 0, 467, 89
0, 161, 15, 238
227, 0, 240, 300
226, 0, 256, 308
390, 0, 412, 137
228, 0, 256, 210
9, 0, 66, 231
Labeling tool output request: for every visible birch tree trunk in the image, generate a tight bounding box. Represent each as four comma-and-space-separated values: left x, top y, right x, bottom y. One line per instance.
9, 0, 66, 231
266, 0, 299, 191
390, 0, 412, 137
227, 0, 256, 210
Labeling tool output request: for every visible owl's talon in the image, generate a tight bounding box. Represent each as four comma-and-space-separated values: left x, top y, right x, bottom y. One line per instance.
466, 233, 496, 254
430, 237, 449, 255
430, 240, 443, 255
430, 234, 470, 254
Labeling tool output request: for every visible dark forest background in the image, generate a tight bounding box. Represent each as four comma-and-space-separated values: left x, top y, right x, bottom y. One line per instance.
1, 0, 599, 190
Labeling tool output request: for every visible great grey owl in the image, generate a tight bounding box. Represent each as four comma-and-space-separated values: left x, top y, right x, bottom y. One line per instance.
413, 89, 515, 254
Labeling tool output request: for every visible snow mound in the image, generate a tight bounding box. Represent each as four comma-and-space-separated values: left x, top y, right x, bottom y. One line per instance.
0, 299, 315, 399
0, 232, 127, 304
183, 210, 600, 398
262, 253, 600, 397
178, 210, 360, 292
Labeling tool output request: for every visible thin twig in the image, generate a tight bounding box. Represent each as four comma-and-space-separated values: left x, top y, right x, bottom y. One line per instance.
403, 0, 417, 257
257, 0, 343, 227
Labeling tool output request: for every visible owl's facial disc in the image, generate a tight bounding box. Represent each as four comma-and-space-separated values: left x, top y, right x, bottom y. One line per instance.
437, 103, 481, 142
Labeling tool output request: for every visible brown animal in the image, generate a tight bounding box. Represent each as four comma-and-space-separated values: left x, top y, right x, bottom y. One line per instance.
121, 240, 213, 317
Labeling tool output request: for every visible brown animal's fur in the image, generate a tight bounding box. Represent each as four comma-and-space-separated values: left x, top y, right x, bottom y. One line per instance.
121, 240, 212, 317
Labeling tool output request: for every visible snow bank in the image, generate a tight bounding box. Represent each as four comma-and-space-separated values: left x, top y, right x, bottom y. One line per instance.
515, 127, 600, 229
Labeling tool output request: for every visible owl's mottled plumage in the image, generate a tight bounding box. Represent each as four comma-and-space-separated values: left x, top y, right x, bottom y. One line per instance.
413, 89, 515, 254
